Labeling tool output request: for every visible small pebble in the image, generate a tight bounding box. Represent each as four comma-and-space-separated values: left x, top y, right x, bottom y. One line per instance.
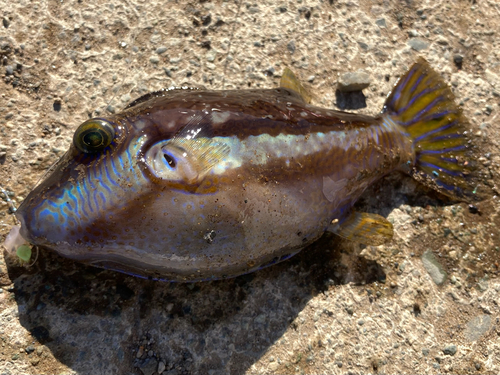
454, 54, 464, 68
136, 346, 144, 359
287, 40, 296, 54
408, 29, 419, 37
158, 361, 166, 374
156, 47, 167, 54
201, 15, 211, 26
443, 345, 457, 356
408, 38, 429, 51
138, 357, 158, 375
358, 41, 369, 50
421, 250, 447, 285
5, 65, 14, 75
375, 18, 386, 28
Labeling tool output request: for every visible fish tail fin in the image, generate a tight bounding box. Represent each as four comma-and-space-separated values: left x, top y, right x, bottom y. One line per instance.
382, 57, 481, 201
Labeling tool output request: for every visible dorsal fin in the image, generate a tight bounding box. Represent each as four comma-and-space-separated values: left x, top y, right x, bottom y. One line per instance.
280, 68, 312, 103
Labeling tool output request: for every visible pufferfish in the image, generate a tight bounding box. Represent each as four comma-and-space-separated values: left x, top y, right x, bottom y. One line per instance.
4, 58, 480, 281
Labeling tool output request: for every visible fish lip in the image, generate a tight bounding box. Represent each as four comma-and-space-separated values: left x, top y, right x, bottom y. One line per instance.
14, 202, 45, 247
15, 198, 32, 241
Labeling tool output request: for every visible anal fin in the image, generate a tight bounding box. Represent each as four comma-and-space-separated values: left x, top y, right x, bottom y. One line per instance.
330, 212, 393, 246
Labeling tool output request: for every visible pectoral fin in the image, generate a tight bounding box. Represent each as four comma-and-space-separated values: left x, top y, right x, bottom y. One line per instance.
329, 212, 393, 246
280, 68, 312, 103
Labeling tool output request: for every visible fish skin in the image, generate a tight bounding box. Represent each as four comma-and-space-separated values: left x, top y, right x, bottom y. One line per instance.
14, 59, 477, 281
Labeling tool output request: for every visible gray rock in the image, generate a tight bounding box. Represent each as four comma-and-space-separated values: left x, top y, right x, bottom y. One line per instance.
454, 54, 464, 66
156, 47, 167, 54
408, 38, 429, 51
465, 314, 491, 341
337, 70, 372, 92
421, 250, 447, 285
442, 345, 457, 356
138, 357, 158, 375
149, 56, 160, 64
357, 41, 369, 50
375, 18, 386, 28
5, 65, 14, 75
157, 361, 166, 374
408, 29, 419, 37
287, 40, 296, 54
136, 346, 144, 359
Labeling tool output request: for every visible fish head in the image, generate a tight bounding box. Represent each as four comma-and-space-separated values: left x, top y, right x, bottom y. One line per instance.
16, 116, 144, 255
14, 109, 239, 279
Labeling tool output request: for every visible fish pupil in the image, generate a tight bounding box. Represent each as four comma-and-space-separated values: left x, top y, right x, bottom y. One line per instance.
83, 131, 104, 147
164, 153, 176, 168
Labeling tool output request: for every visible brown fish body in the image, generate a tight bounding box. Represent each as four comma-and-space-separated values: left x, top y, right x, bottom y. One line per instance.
10, 59, 477, 281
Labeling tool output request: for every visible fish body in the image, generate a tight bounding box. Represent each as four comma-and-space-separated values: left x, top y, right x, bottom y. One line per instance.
12, 59, 478, 281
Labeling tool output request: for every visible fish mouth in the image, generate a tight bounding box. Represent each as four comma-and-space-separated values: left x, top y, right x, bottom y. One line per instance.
3, 225, 28, 256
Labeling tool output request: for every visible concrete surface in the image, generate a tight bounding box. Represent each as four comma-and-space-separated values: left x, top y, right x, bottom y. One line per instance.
0, 0, 499, 374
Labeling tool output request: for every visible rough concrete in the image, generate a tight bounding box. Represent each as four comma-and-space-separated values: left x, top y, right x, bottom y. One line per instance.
1, 0, 499, 374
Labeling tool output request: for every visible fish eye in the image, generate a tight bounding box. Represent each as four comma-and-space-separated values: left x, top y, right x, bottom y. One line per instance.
163, 153, 177, 169
73, 119, 115, 153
